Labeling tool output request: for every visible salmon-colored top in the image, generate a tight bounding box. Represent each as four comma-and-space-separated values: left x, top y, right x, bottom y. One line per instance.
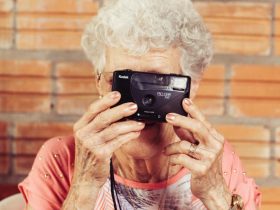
18, 136, 261, 210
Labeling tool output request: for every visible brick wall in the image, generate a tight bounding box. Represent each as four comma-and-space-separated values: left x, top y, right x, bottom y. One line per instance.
0, 0, 279, 208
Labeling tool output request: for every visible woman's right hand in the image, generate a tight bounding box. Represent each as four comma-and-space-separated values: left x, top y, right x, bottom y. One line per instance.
62, 91, 144, 209
72, 91, 145, 188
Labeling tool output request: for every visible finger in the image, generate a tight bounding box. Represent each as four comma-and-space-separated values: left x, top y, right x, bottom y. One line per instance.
89, 102, 138, 132
168, 154, 204, 174
182, 99, 224, 143
164, 141, 215, 160
95, 121, 145, 145
182, 98, 212, 130
106, 131, 141, 152
74, 91, 121, 131
166, 113, 210, 145
173, 127, 198, 144
93, 131, 142, 157
209, 128, 225, 143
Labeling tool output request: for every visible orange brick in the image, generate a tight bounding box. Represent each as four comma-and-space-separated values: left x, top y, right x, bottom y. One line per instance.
205, 18, 271, 36
275, 159, 280, 177
15, 122, 73, 139
55, 62, 94, 78
276, 4, 280, 19
17, 0, 99, 13
203, 65, 225, 81
195, 2, 272, 19
57, 78, 98, 95
17, 31, 82, 50
0, 155, 9, 174
0, 14, 13, 28
196, 81, 224, 98
194, 98, 224, 116
229, 99, 280, 117
0, 77, 51, 93
0, 29, 13, 49
241, 159, 270, 178
213, 34, 270, 55
0, 121, 7, 137
232, 65, 280, 82
276, 127, 280, 142
275, 4, 280, 55
215, 125, 270, 142
275, 34, 280, 55
230, 142, 270, 159
17, 14, 91, 30
13, 156, 34, 175
0, 0, 13, 12
197, 65, 225, 98
261, 186, 280, 210
274, 144, 280, 159
216, 124, 272, 174
201, 1, 272, 56
56, 95, 98, 115
0, 139, 8, 154
275, 20, 280, 36
276, 37, 280, 55
261, 204, 280, 210
13, 140, 44, 155
262, 187, 280, 203
0, 94, 51, 113
0, 60, 51, 76
231, 82, 280, 99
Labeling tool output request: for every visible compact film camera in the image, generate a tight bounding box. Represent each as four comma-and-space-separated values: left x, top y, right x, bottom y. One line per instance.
112, 70, 191, 122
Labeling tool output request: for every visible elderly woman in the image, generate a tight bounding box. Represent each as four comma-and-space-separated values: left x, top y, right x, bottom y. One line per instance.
18, 0, 260, 209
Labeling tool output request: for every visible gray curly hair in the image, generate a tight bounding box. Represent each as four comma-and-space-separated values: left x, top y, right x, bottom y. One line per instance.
81, 0, 213, 80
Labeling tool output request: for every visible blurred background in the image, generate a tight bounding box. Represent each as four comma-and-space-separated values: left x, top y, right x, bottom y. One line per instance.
0, 0, 279, 209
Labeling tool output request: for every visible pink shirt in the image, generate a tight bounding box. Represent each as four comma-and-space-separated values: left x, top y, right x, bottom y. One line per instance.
18, 136, 261, 210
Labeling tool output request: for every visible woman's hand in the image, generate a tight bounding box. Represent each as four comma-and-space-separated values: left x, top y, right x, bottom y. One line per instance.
73, 91, 144, 186
62, 91, 145, 209
164, 98, 232, 210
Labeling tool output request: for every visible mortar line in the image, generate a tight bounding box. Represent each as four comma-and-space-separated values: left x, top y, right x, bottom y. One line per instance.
1, 50, 280, 63
193, 0, 280, 3
270, 126, 277, 178
271, 1, 276, 56
50, 62, 57, 115
11, 0, 17, 49
98, 0, 104, 7
7, 120, 16, 180
223, 63, 232, 116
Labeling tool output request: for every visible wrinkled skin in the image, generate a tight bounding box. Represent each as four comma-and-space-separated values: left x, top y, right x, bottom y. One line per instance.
60, 47, 232, 210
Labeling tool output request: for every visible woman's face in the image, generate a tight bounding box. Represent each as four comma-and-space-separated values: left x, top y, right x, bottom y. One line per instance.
96, 47, 199, 158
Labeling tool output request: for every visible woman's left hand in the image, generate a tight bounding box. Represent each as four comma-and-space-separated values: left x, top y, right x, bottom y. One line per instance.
164, 98, 232, 209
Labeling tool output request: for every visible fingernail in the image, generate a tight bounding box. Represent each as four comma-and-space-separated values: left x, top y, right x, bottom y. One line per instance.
183, 98, 192, 106
166, 113, 176, 121
137, 122, 145, 126
128, 103, 137, 111
110, 91, 120, 99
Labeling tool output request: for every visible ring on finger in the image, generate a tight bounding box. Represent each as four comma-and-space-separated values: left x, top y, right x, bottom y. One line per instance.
188, 143, 198, 158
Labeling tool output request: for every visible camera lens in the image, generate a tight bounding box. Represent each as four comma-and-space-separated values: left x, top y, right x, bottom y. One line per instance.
142, 94, 155, 107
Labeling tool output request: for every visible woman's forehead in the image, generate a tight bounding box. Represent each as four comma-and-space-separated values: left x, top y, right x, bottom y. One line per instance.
104, 47, 182, 74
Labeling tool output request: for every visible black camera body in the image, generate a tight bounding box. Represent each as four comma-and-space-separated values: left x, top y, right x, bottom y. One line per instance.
112, 70, 191, 122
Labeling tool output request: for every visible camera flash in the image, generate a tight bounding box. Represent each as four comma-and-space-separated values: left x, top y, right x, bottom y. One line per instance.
171, 77, 188, 91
